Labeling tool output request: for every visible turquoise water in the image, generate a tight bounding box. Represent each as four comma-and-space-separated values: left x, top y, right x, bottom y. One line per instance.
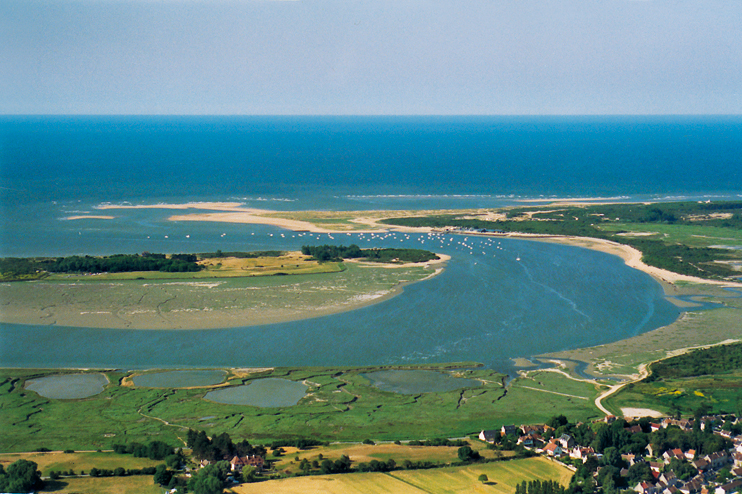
133, 370, 226, 388
2, 115, 730, 372
204, 378, 308, 407
363, 370, 481, 395
25, 373, 108, 399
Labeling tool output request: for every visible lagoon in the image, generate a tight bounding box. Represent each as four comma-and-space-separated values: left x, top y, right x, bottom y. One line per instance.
363, 370, 481, 395
133, 370, 226, 388
25, 373, 108, 399
204, 378, 308, 407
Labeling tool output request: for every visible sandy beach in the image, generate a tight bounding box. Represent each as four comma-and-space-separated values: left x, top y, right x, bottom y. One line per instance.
513, 233, 742, 288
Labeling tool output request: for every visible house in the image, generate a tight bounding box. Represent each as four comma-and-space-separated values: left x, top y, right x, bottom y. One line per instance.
635, 481, 658, 494
627, 425, 643, 434
502, 425, 518, 437
570, 446, 595, 461
650, 462, 664, 472
680, 479, 704, 494
659, 472, 679, 487
559, 434, 576, 450
706, 452, 729, 470
647, 444, 658, 458
692, 458, 710, 472
479, 430, 499, 443
543, 442, 563, 457
715, 480, 742, 494
686, 450, 697, 461
230, 455, 264, 473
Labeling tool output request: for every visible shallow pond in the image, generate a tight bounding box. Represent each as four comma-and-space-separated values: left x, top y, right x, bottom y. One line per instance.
25, 373, 108, 399
133, 370, 226, 388
363, 369, 481, 394
204, 378, 308, 407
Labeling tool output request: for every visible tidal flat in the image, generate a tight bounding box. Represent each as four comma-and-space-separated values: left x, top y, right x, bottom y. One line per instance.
0, 262, 439, 330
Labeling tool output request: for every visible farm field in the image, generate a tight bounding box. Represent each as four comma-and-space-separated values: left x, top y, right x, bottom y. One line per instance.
233, 457, 572, 494
0, 451, 161, 477
38, 475, 162, 494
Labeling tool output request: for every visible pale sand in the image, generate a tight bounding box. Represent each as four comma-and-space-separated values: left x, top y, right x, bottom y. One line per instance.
621, 407, 664, 418
510, 233, 742, 288
90, 202, 741, 288
347, 253, 451, 269
168, 212, 337, 233
96, 201, 248, 211
64, 215, 115, 220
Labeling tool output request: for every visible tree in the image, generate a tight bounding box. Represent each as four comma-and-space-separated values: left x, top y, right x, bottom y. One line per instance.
241, 466, 257, 483
457, 446, 481, 462
0, 459, 43, 493
478, 474, 489, 483
153, 464, 172, 486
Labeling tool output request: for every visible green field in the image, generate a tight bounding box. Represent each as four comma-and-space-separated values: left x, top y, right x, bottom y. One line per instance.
604, 372, 742, 417
39, 475, 163, 494
0, 451, 162, 477
233, 457, 572, 494
0, 363, 609, 453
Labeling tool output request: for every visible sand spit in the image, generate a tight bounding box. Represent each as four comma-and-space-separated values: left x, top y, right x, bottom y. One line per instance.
64, 215, 116, 220
92, 202, 740, 288
516, 234, 742, 288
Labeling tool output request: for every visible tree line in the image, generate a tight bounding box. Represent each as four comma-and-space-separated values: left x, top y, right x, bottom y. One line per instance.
301, 244, 439, 263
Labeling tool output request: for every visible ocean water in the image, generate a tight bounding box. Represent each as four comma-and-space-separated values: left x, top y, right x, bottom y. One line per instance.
0, 116, 739, 372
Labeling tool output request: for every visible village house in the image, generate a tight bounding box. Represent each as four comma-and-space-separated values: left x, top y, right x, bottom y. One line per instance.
715, 479, 742, 494
559, 434, 575, 450
479, 430, 499, 443
542, 442, 563, 457
230, 455, 265, 473
502, 425, 518, 437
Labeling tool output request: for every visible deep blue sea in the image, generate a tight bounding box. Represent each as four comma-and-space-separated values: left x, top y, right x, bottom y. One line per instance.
1, 116, 740, 372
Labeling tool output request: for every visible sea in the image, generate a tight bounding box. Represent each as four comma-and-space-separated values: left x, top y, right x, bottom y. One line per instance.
1, 115, 741, 374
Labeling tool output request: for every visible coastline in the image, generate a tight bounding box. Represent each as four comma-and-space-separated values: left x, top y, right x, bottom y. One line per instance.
97, 201, 741, 289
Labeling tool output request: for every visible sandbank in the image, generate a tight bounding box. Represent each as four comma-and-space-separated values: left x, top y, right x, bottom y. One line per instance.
64, 215, 115, 220
90, 201, 741, 288
96, 201, 249, 211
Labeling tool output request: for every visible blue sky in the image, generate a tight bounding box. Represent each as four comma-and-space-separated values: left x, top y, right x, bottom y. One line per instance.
2, 0, 740, 115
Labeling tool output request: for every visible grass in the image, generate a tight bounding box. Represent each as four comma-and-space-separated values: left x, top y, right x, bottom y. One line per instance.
0, 451, 162, 477
0, 364, 604, 453
605, 370, 742, 417
39, 475, 163, 494
599, 223, 742, 249
232, 457, 572, 494
45, 252, 343, 281
269, 442, 513, 475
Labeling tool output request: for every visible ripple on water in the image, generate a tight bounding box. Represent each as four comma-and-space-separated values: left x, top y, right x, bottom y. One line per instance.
25, 373, 109, 399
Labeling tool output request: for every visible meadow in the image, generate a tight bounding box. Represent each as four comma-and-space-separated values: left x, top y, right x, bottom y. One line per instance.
0, 364, 609, 454
232, 456, 572, 494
